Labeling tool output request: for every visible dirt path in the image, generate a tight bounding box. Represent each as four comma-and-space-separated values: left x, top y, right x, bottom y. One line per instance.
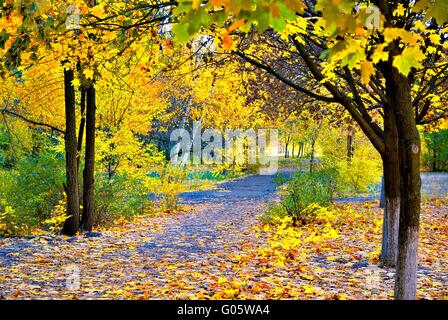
0, 170, 446, 299
0, 172, 288, 299
138, 172, 285, 260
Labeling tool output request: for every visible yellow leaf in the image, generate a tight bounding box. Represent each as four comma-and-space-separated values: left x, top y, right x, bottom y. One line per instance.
393, 46, 425, 76
303, 285, 317, 294
383, 28, 402, 43
360, 60, 374, 85
71, 78, 80, 87
371, 45, 388, 64
394, 4, 406, 17
275, 259, 285, 267
192, 0, 201, 9
217, 276, 227, 284
222, 31, 233, 51
83, 69, 94, 80
429, 34, 440, 45
91, 4, 107, 19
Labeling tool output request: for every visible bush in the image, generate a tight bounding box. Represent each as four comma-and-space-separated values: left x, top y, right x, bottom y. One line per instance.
0, 199, 22, 236
265, 168, 338, 225
94, 165, 188, 224
95, 173, 157, 224
0, 149, 65, 229
42, 195, 70, 234
156, 166, 186, 211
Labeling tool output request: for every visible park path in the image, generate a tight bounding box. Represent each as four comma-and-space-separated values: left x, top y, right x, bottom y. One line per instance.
137, 172, 291, 260
0, 171, 291, 299
0, 170, 446, 299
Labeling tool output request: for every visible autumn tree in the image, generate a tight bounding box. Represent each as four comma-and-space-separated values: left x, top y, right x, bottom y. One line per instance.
172, 0, 448, 299
1, 0, 177, 234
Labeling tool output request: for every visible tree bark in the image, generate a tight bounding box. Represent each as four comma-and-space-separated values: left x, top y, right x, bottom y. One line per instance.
387, 68, 421, 300
380, 106, 401, 267
346, 125, 354, 161
379, 176, 385, 208
62, 69, 80, 236
380, 113, 400, 267
77, 87, 86, 170
80, 84, 96, 231
309, 141, 315, 173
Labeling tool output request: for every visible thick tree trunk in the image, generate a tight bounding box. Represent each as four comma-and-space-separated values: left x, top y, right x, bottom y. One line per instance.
380, 107, 401, 267
80, 85, 96, 231
62, 69, 80, 236
388, 69, 421, 300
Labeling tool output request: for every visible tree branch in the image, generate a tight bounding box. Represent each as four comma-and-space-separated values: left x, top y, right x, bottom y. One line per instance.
232, 50, 338, 103
1, 109, 65, 134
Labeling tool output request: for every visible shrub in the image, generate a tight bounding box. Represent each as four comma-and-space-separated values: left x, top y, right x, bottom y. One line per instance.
94, 173, 156, 224
265, 168, 338, 225
0, 149, 65, 229
156, 166, 186, 211
41, 195, 70, 234
0, 199, 22, 236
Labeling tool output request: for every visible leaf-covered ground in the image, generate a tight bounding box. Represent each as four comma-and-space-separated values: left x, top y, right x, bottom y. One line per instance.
0, 174, 447, 300
0, 200, 446, 299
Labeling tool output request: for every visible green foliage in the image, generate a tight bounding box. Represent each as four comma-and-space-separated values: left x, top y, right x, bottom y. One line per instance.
94, 165, 187, 224
0, 126, 66, 235
0, 121, 34, 167
0, 147, 65, 228
265, 168, 338, 225
94, 173, 155, 224
422, 129, 448, 172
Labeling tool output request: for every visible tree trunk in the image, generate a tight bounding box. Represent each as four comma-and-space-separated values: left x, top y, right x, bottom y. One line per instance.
310, 141, 315, 173
380, 106, 401, 267
62, 69, 80, 236
80, 84, 96, 231
388, 68, 421, 300
379, 176, 385, 208
381, 162, 400, 268
77, 87, 86, 170
346, 125, 354, 161
432, 149, 437, 172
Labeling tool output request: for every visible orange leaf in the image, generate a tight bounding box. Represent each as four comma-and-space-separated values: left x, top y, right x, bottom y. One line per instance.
222, 32, 233, 51
228, 19, 246, 32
